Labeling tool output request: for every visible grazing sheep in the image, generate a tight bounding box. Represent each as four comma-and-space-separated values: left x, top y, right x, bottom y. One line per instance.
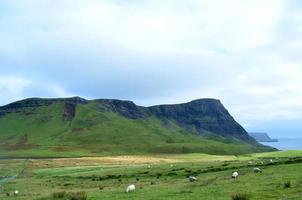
126, 184, 135, 193
270, 159, 273, 163
232, 171, 238, 179
248, 161, 253, 165
147, 165, 151, 169
188, 176, 197, 182
253, 167, 262, 173
14, 190, 19, 195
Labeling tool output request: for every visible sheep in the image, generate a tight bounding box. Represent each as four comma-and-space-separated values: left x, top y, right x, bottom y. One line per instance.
270, 159, 273, 163
147, 165, 151, 169
248, 161, 253, 165
188, 176, 197, 182
170, 164, 174, 167
231, 171, 238, 179
126, 184, 135, 193
14, 190, 19, 195
253, 167, 262, 173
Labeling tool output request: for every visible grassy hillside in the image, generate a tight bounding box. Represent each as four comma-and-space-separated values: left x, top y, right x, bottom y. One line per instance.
0, 98, 274, 157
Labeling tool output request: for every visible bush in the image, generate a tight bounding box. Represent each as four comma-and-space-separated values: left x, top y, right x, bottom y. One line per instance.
284, 181, 291, 188
52, 191, 66, 198
51, 191, 87, 200
69, 191, 87, 200
231, 192, 249, 200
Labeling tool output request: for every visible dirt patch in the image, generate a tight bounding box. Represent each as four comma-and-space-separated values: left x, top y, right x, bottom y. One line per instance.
1, 134, 38, 150
71, 128, 84, 133
51, 146, 80, 152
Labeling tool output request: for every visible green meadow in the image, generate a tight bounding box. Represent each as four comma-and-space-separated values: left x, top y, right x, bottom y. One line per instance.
1, 151, 302, 200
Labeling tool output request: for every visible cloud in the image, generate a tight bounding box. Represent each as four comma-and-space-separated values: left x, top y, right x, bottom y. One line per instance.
0, 76, 74, 105
0, 0, 302, 137
0, 76, 31, 105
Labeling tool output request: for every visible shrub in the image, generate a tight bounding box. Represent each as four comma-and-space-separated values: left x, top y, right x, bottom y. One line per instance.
69, 191, 87, 200
51, 191, 87, 200
52, 191, 66, 198
284, 181, 291, 188
231, 192, 249, 200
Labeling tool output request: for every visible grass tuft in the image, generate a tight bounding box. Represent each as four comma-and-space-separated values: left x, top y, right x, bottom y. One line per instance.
284, 181, 291, 188
231, 192, 249, 200
52, 191, 66, 198
69, 191, 87, 200
51, 191, 87, 200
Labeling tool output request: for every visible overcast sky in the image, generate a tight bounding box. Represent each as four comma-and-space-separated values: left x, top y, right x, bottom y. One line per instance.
1, 0, 302, 137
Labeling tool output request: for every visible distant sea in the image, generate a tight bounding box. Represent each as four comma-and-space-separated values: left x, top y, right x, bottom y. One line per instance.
261, 138, 302, 150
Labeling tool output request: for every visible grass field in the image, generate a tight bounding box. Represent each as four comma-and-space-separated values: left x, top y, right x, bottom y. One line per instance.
1, 150, 302, 200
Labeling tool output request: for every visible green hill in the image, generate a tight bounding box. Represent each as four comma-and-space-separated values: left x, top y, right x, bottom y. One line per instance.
0, 97, 275, 157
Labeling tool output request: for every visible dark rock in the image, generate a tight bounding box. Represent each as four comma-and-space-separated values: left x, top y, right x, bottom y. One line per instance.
95, 99, 145, 119
148, 99, 256, 143
63, 102, 76, 121
0, 96, 88, 117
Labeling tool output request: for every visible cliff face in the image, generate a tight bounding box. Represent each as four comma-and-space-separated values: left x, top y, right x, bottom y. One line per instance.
148, 99, 255, 143
0, 97, 87, 115
88, 98, 256, 143
249, 132, 278, 142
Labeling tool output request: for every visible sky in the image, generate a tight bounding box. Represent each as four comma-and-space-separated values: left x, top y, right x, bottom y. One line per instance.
0, 0, 302, 138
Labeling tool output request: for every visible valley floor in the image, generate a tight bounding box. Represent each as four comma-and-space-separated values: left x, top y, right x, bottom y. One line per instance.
1, 151, 302, 200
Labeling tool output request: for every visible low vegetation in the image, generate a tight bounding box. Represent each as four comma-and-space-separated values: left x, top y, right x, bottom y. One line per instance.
0, 151, 302, 199
284, 181, 291, 188
231, 193, 249, 200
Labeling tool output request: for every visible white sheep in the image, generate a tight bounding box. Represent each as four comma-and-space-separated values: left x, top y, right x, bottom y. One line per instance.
147, 165, 151, 169
270, 159, 273, 163
248, 161, 253, 165
126, 184, 135, 193
14, 190, 19, 195
231, 171, 238, 179
188, 176, 197, 182
253, 167, 262, 173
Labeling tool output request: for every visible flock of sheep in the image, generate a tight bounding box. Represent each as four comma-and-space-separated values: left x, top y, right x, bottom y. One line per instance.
125, 160, 266, 193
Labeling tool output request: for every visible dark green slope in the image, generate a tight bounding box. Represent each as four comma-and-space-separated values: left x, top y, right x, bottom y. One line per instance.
0, 97, 275, 157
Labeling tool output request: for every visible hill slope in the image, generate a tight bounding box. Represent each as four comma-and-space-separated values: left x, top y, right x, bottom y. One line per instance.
0, 97, 275, 157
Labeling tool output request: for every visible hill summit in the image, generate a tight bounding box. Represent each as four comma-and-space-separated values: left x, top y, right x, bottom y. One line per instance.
0, 97, 275, 157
